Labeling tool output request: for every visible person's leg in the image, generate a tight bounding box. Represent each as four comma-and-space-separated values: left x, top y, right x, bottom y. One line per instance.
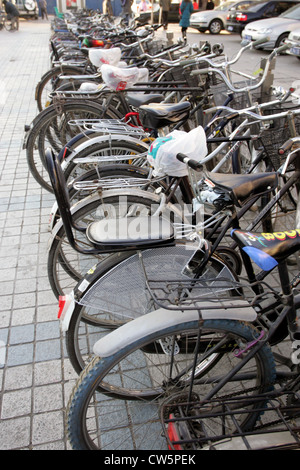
162, 10, 167, 29
11, 15, 16, 30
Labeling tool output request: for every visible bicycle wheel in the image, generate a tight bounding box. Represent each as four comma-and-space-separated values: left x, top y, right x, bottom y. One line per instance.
65, 245, 238, 374
258, 175, 299, 233
66, 319, 275, 450
25, 101, 120, 192
4, 17, 13, 31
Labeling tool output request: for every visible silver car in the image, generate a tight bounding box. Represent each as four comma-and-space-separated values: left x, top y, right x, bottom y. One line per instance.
241, 3, 300, 49
190, 0, 255, 34
286, 27, 300, 59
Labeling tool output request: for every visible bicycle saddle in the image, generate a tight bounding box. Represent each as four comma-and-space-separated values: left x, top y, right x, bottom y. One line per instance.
126, 92, 165, 108
139, 102, 191, 129
231, 228, 300, 270
204, 172, 278, 207
86, 216, 175, 249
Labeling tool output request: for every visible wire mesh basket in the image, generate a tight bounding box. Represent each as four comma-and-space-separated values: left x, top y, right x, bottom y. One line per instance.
144, 39, 170, 55
254, 103, 300, 170
161, 62, 211, 101
209, 79, 261, 111
160, 389, 300, 450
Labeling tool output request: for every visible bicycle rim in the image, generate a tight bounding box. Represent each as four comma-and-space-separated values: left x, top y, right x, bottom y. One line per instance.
66, 319, 275, 450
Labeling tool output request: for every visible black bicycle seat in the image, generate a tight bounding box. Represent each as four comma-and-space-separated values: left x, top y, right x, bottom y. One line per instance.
139, 102, 191, 129
205, 172, 278, 207
126, 92, 165, 108
231, 228, 300, 270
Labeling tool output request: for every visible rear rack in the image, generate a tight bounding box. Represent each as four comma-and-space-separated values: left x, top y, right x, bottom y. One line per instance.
160, 389, 300, 450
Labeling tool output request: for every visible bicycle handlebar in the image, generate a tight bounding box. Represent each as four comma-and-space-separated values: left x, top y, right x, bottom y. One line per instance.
184, 36, 269, 70
279, 137, 300, 154
204, 94, 300, 122
189, 41, 287, 93
176, 153, 204, 171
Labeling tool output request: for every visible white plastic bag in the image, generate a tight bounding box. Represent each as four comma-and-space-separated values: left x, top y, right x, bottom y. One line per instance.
89, 48, 122, 69
101, 64, 141, 91
147, 126, 207, 177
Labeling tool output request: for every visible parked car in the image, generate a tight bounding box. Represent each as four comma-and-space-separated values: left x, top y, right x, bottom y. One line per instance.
286, 25, 300, 58
13, 0, 39, 19
190, 0, 255, 34
133, 0, 200, 25
132, 0, 160, 24
226, 0, 299, 34
241, 3, 300, 49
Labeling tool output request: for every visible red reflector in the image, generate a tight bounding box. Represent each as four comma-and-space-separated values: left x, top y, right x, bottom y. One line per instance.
167, 414, 184, 450
58, 295, 67, 319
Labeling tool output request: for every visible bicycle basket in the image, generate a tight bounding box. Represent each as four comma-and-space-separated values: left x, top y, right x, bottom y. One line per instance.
255, 102, 300, 170
162, 62, 211, 101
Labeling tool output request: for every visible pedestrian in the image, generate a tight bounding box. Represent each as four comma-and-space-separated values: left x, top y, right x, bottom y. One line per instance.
121, 0, 133, 25
103, 0, 113, 16
139, 0, 148, 11
38, 0, 48, 20
159, 0, 171, 30
2, 0, 19, 30
179, 0, 194, 40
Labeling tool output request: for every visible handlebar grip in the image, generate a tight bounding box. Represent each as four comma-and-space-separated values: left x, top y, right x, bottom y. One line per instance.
278, 139, 295, 155
271, 43, 289, 58
179, 59, 196, 67
251, 36, 269, 46
190, 68, 210, 76
176, 153, 204, 171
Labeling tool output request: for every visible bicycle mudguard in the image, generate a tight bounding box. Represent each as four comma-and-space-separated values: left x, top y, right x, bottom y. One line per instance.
93, 303, 257, 358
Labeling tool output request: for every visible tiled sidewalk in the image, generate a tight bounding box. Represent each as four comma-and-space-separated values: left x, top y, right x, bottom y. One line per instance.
0, 18, 76, 450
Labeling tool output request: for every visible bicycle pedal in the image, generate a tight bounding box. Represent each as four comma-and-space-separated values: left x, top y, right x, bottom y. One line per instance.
158, 338, 180, 355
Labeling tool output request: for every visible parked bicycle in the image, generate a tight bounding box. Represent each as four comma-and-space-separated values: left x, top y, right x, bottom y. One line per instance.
64, 139, 300, 450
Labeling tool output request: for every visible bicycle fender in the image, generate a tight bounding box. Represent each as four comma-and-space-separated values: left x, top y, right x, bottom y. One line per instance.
93, 304, 257, 358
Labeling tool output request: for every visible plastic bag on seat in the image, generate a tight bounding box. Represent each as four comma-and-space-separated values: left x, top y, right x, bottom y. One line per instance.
101, 64, 146, 91
88, 47, 122, 69
147, 126, 207, 177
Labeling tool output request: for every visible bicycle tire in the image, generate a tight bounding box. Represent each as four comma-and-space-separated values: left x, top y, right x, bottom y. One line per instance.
25, 101, 120, 192
66, 319, 276, 450
35, 65, 96, 111
4, 18, 13, 31
65, 246, 238, 374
